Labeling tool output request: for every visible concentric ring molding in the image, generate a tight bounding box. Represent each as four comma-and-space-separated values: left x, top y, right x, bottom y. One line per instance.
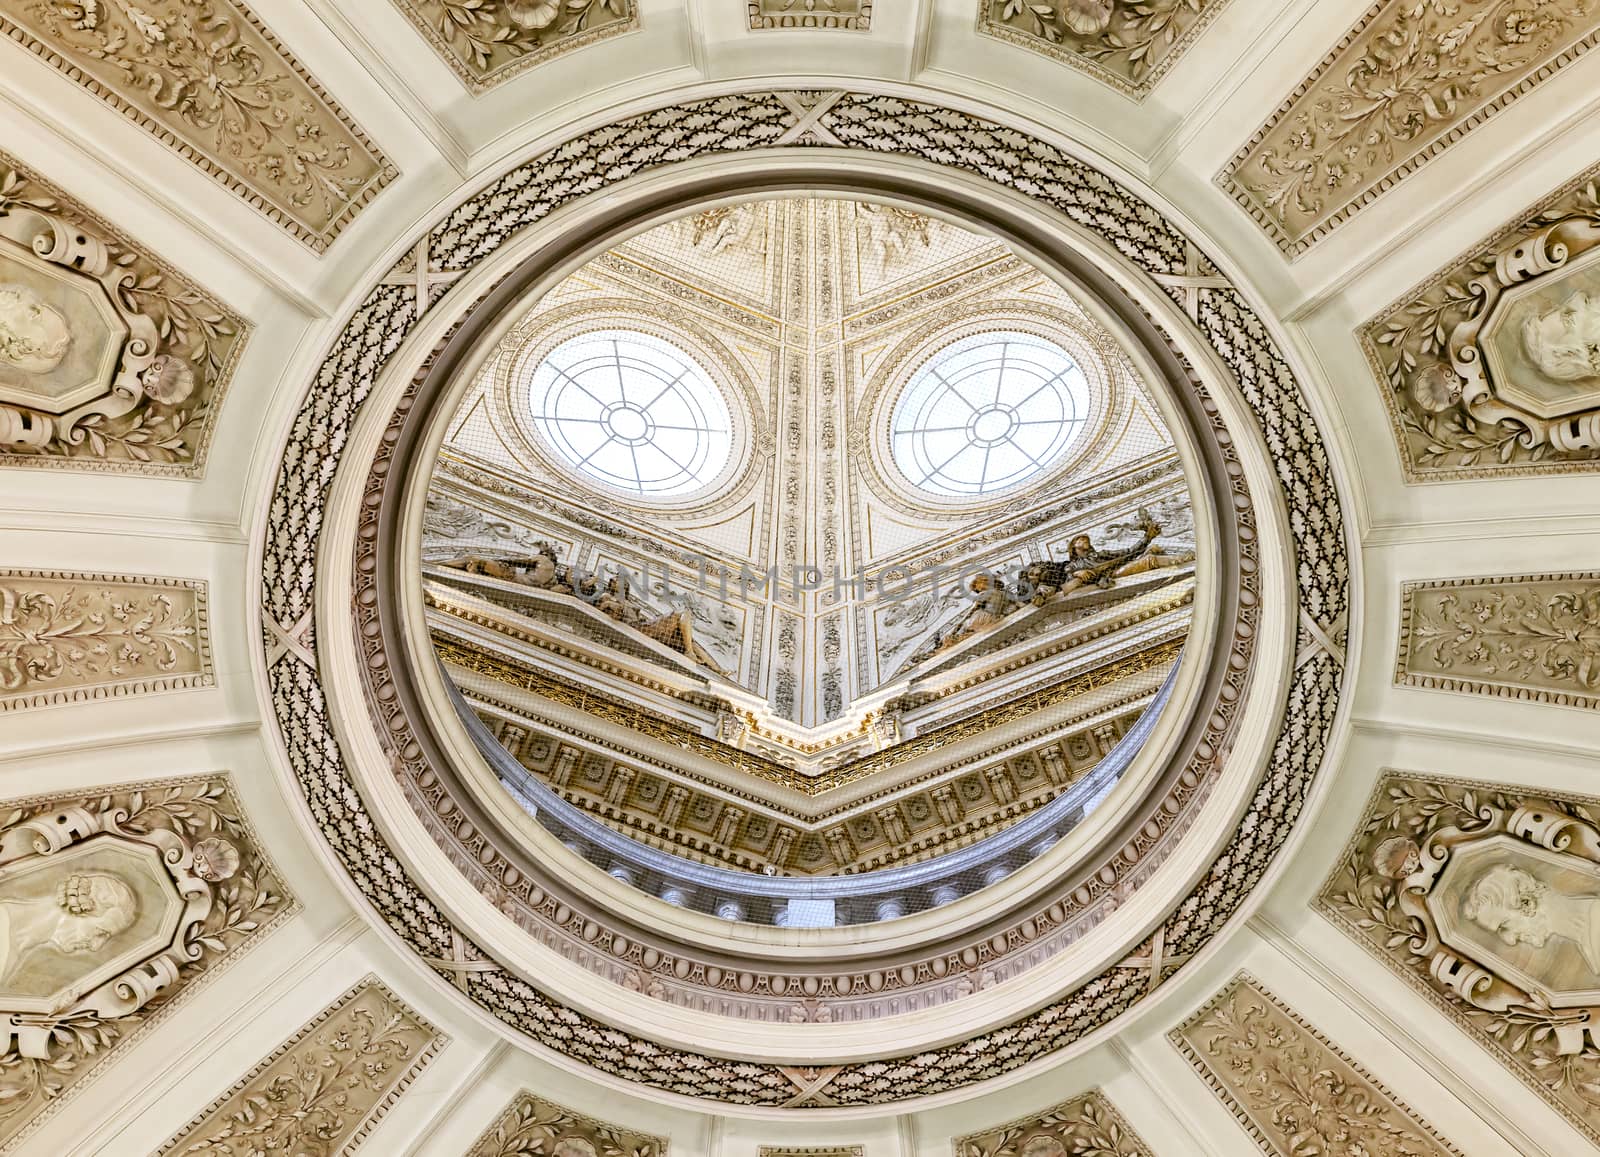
258, 89, 1350, 1110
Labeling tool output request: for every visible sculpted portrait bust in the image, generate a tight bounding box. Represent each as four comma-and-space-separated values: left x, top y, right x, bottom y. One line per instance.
551, 1139, 598, 1157
0, 283, 72, 376
1463, 862, 1600, 973
0, 871, 139, 989
1522, 289, 1600, 384
1020, 1136, 1069, 1157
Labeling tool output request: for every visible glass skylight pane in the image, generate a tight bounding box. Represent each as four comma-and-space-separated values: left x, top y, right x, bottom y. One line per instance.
891, 331, 1089, 498
528, 330, 733, 497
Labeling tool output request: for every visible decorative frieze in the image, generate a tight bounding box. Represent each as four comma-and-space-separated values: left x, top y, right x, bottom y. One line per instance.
1173, 972, 1460, 1157
1318, 771, 1600, 1145
464, 1091, 666, 1157
155, 977, 441, 1156
0, 774, 295, 1152
1397, 572, 1600, 708
389, 0, 639, 93
749, 0, 869, 31
0, 0, 395, 251
1361, 164, 1600, 480
0, 151, 247, 474
0, 571, 211, 712
953, 1090, 1149, 1156
1221, 1, 1600, 257
759, 1148, 862, 1157
978, 0, 1232, 98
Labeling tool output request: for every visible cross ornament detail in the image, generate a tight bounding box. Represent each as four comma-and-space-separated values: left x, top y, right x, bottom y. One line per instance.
380, 236, 466, 319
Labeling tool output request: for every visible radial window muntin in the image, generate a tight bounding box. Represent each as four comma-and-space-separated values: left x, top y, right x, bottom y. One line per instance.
526, 329, 734, 498
891, 330, 1092, 499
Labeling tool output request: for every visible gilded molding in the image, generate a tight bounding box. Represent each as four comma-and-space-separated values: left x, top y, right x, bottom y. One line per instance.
0, 774, 296, 1153
388, 0, 639, 93
749, 0, 870, 31
0, 570, 211, 712
155, 977, 442, 1156
1397, 572, 1600, 709
464, 1091, 666, 1157
952, 1090, 1150, 1156
1173, 972, 1460, 1157
1360, 163, 1600, 480
1221, 1, 1600, 257
1318, 771, 1600, 1145
0, 0, 396, 252
0, 151, 247, 474
978, 0, 1233, 99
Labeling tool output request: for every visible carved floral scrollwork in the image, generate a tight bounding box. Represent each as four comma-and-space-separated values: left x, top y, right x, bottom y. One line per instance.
0, 776, 292, 1151
389, 0, 639, 92
953, 1090, 1150, 1156
0, 157, 245, 473
464, 1091, 666, 1157
0, 0, 395, 250
1320, 774, 1600, 1143
1365, 172, 1600, 478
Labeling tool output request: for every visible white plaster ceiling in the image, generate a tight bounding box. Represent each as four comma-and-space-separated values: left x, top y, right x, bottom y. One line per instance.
1, 2, 1598, 1154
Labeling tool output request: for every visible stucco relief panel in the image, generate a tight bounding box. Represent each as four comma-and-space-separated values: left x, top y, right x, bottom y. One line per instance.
1221, 0, 1600, 257
1397, 572, 1600, 708
978, 0, 1233, 98
1173, 972, 1461, 1157
388, 0, 639, 92
0, 153, 246, 473
749, 0, 869, 30
155, 977, 441, 1156
0, 0, 395, 251
0, 571, 211, 712
1319, 771, 1600, 1145
464, 1091, 666, 1157
0, 774, 295, 1152
953, 1090, 1151, 1156
1363, 165, 1600, 479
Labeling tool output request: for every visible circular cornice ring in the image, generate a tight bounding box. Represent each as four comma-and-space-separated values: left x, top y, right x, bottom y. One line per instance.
258, 88, 1351, 1110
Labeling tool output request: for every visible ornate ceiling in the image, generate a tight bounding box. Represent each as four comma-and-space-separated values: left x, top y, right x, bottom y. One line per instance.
1, 1, 1598, 1155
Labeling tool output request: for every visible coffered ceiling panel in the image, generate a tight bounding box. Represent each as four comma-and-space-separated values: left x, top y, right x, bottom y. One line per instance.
387, 0, 639, 92
1220, 0, 1600, 258
153, 977, 441, 1156
1174, 972, 1462, 1157
0, 0, 396, 252
0, 570, 211, 712
978, 0, 1233, 98
1397, 571, 1600, 710
0, 774, 296, 1152
1320, 771, 1600, 1147
0, 148, 248, 475
1361, 161, 1600, 481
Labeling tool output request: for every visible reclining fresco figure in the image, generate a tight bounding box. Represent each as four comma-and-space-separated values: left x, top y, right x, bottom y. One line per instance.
439, 548, 726, 676
908, 508, 1193, 665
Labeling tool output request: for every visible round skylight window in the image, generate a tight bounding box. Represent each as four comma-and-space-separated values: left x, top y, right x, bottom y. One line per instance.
891, 331, 1091, 498
527, 330, 733, 497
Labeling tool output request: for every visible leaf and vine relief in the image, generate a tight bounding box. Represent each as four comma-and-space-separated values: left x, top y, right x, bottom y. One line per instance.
1319, 774, 1600, 1142
0, 157, 246, 473
393, 0, 638, 90
1365, 175, 1600, 478
953, 1091, 1150, 1156
984, 0, 1225, 93
1, 0, 393, 247
0, 777, 292, 1151
1229, 0, 1600, 254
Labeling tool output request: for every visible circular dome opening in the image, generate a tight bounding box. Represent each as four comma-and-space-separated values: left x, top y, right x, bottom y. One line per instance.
526, 329, 733, 497
891, 331, 1091, 498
